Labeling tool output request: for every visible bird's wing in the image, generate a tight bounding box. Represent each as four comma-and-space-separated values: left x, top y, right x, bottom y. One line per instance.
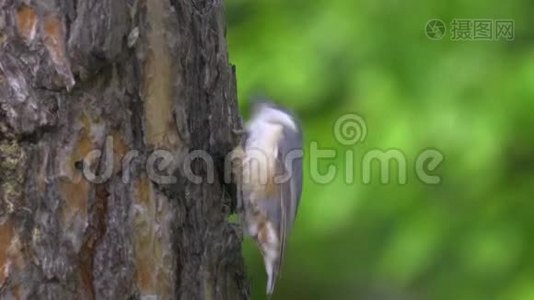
275, 123, 303, 277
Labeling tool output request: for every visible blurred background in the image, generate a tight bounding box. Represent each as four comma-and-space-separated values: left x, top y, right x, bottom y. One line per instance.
225, 0, 534, 299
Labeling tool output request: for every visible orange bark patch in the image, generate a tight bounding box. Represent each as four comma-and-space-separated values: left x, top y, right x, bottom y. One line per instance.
136, 251, 153, 291
0, 221, 14, 286
59, 180, 90, 225
43, 15, 64, 59
43, 14, 74, 88
71, 115, 96, 173
133, 177, 171, 295
134, 176, 151, 205
60, 116, 94, 225
16, 4, 38, 42
112, 132, 128, 159
133, 176, 154, 291
142, 0, 181, 149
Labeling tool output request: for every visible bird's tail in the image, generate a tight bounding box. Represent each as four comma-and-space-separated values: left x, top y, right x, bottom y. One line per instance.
266, 259, 280, 296
263, 244, 282, 296
257, 221, 282, 296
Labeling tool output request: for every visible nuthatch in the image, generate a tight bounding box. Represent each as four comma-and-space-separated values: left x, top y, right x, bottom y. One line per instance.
233, 101, 303, 296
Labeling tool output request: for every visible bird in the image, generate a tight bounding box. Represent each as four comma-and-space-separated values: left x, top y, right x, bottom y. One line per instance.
232, 100, 303, 296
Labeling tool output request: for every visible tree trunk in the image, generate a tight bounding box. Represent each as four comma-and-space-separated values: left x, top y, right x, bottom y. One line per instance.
0, 0, 249, 299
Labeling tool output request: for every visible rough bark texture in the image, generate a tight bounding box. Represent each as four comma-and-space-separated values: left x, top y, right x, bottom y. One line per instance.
0, 0, 249, 299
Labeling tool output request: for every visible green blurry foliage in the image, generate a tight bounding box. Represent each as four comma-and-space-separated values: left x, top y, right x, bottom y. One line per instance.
226, 0, 534, 299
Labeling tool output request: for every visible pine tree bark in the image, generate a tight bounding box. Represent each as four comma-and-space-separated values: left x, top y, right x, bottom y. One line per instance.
0, 0, 249, 299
